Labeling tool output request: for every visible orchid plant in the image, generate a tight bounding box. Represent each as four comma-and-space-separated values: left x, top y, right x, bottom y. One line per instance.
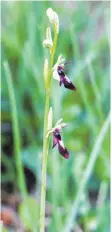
40, 8, 76, 232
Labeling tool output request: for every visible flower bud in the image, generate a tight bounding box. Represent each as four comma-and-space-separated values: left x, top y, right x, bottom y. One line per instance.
43, 39, 52, 49
46, 8, 59, 33
43, 27, 53, 49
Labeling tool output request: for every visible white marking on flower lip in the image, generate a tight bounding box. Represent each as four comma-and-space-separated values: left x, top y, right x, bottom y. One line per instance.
59, 140, 65, 149
65, 75, 71, 83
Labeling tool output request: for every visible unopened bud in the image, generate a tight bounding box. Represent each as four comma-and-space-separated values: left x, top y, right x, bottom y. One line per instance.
46, 8, 59, 33
43, 27, 53, 49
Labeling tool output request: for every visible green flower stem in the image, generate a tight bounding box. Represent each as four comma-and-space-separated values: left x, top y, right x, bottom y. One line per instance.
40, 28, 58, 232
3, 61, 27, 197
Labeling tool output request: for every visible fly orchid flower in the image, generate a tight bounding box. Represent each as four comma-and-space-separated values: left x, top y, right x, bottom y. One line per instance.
53, 55, 76, 91
46, 118, 69, 159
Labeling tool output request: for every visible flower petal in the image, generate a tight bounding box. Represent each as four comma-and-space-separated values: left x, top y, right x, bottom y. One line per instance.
63, 76, 76, 90
58, 140, 70, 159
56, 123, 67, 131
52, 136, 58, 148
60, 75, 64, 86
52, 129, 61, 148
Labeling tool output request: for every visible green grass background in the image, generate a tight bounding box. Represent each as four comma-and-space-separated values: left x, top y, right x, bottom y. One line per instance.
1, 1, 110, 232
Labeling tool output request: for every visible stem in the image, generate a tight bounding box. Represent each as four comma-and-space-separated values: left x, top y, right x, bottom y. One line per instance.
3, 61, 27, 197
40, 90, 50, 232
40, 28, 58, 232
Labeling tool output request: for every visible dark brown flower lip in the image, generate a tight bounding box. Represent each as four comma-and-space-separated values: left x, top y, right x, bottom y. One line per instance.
58, 142, 70, 159
52, 128, 70, 159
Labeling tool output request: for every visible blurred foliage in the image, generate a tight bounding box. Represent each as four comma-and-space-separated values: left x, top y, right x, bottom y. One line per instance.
1, 1, 110, 232
18, 196, 39, 230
